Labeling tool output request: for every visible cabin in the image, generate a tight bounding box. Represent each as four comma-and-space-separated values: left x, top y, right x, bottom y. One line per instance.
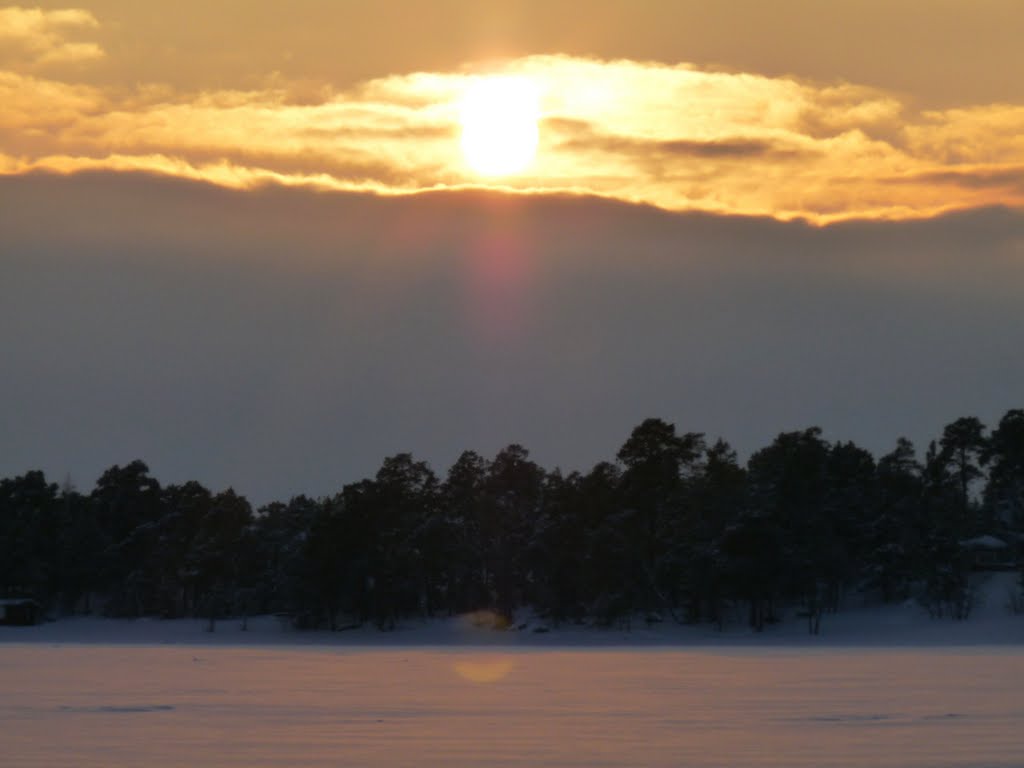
0, 598, 41, 626
961, 535, 1016, 571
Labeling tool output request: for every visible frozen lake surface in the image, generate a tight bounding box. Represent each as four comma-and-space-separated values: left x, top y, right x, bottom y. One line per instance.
2, 644, 1023, 767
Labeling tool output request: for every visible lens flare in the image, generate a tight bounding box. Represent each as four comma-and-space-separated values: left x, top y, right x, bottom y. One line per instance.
453, 656, 515, 683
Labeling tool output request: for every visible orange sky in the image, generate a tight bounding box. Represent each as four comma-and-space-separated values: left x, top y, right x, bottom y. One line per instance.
3, 1, 1024, 222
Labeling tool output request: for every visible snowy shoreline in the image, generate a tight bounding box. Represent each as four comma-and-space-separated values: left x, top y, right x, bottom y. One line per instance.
4, 573, 1024, 648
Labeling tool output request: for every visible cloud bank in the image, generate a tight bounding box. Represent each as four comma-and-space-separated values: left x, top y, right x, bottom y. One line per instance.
0, 7, 1022, 223
2, 171, 1022, 501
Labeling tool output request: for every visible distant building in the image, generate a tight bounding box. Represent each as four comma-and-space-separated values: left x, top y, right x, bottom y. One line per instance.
0, 598, 40, 626
960, 535, 1016, 571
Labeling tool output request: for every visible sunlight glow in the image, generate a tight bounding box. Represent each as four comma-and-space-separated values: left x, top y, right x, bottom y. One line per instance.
4, 49, 1024, 222
453, 656, 515, 684
458, 75, 540, 177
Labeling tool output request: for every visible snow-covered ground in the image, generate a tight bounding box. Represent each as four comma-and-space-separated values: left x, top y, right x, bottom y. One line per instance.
2, 643, 1023, 766
3, 572, 1023, 648
2, 574, 1023, 767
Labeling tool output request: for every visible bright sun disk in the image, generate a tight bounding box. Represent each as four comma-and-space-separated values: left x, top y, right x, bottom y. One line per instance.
459, 75, 540, 177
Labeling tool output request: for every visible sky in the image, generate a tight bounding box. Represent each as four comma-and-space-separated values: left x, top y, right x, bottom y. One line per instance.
2, 1, 1023, 502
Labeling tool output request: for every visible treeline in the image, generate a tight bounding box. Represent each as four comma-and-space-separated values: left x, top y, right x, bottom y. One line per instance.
2, 411, 1023, 631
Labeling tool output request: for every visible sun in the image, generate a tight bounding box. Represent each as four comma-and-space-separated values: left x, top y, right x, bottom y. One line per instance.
458, 75, 540, 177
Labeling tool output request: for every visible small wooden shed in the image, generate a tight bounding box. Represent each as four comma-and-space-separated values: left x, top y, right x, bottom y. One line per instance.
0, 598, 41, 626
961, 535, 1015, 571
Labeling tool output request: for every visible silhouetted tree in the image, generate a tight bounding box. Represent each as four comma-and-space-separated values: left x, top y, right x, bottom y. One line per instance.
526, 469, 588, 622
441, 450, 491, 613
187, 488, 253, 629
684, 439, 746, 624
0, 471, 60, 605
157, 481, 214, 617
616, 418, 704, 617
867, 438, 924, 602
483, 444, 544, 621
746, 428, 831, 624
938, 416, 987, 531
90, 461, 164, 615
983, 409, 1024, 529
369, 453, 439, 627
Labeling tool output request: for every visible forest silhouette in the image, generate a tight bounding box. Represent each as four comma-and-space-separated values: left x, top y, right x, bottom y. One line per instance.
3, 411, 1023, 633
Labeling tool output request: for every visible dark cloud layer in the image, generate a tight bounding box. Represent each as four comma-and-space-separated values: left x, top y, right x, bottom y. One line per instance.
882, 166, 1024, 195
547, 117, 798, 161
2, 171, 1022, 503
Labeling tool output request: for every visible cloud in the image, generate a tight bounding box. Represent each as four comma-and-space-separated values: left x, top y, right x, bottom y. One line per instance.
905, 105, 1024, 164
547, 117, 808, 174
2, 171, 1023, 502
1, 52, 1024, 222
882, 166, 1024, 196
0, 6, 103, 68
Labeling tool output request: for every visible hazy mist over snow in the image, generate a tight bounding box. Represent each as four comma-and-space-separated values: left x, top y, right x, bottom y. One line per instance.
2, 171, 1023, 502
